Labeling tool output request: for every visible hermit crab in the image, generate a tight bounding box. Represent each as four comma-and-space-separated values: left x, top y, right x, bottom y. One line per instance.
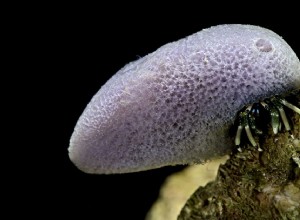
234, 95, 300, 150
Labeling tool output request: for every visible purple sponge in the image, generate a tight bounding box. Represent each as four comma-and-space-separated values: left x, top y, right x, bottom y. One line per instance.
69, 24, 300, 174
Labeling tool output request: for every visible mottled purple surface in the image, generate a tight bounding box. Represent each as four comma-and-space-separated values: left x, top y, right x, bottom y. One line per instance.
69, 24, 300, 174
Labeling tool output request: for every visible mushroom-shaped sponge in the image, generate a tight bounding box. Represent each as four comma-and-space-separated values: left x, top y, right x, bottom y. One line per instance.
69, 24, 300, 174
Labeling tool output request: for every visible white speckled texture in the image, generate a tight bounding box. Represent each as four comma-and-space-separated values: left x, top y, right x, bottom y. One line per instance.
69, 24, 300, 174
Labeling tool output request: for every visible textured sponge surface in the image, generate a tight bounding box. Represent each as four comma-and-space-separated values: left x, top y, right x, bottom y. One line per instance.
69, 24, 300, 174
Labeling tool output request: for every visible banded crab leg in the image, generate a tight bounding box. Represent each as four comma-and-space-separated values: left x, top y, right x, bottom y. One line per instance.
235, 105, 257, 147
278, 98, 300, 115
270, 97, 291, 132
260, 101, 281, 134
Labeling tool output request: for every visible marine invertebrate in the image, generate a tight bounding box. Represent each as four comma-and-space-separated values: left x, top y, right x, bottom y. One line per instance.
234, 96, 300, 148
68, 24, 300, 174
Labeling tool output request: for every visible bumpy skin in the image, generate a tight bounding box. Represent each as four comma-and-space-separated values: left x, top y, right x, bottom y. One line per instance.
69, 24, 300, 174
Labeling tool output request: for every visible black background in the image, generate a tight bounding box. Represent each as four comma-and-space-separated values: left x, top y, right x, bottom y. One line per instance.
29, 4, 300, 220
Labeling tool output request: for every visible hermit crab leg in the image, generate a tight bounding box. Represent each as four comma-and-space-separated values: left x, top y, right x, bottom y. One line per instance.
271, 98, 291, 131
245, 123, 257, 147
235, 113, 244, 146
261, 101, 280, 134
235, 105, 257, 147
279, 108, 291, 131
279, 98, 300, 115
